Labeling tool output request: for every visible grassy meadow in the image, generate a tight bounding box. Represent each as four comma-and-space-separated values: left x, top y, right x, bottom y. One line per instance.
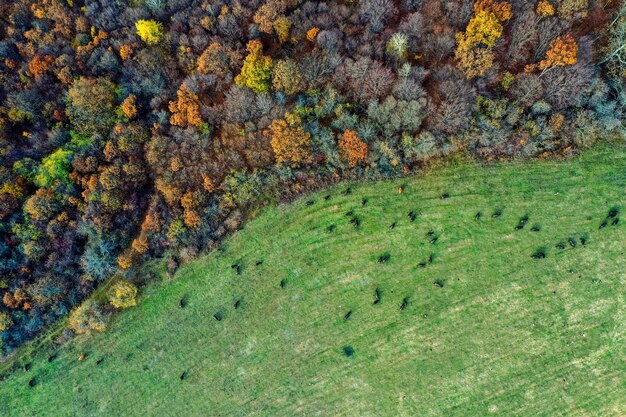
1, 146, 625, 416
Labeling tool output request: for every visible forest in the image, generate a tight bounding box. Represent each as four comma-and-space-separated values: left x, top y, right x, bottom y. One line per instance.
0, 0, 624, 354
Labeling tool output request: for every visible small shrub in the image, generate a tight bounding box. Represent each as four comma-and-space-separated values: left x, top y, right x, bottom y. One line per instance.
108, 281, 138, 309
68, 300, 109, 335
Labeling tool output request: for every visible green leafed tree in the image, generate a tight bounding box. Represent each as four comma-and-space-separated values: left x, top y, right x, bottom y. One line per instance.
34, 148, 73, 187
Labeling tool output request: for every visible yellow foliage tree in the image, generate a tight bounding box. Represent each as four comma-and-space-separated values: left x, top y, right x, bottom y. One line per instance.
464, 10, 504, 48
501, 71, 515, 90
455, 1, 510, 78
339, 130, 369, 167
0, 312, 13, 331
455, 37, 495, 78
558, 0, 588, 21
272, 59, 304, 95
108, 281, 138, 309
273, 16, 292, 44
536, 0, 555, 16
235, 40, 273, 93
135, 20, 163, 45
268, 113, 311, 166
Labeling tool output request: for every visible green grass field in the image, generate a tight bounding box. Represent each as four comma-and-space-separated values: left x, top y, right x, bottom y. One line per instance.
1, 147, 625, 417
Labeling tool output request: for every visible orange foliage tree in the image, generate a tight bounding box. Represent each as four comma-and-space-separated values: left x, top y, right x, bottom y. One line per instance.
28, 55, 54, 78
141, 210, 162, 233
169, 83, 203, 127
267, 113, 311, 166
120, 94, 137, 119
183, 209, 201, 228
197, 42, 229, 76
307, 27, 320, 41
119, 44, 133, 61
117, 250, 138, 270
131, 234, 149, 254
253, 0, 287, 34
339, 130, 369, 167
474, 0, 512, 22
539, 34, 578, 74
3, 289, 28, 309
180, 190, 203, 228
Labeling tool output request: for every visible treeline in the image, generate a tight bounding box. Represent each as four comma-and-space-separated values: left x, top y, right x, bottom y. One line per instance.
0, 0, 624, 353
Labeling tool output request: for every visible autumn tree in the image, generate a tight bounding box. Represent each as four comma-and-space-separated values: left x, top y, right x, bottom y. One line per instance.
474, 0, 512, 22
131, 234, 149, 253
197, 42, 229, 77
454, 1, 511, 78
67, 77, 117, 136
339, 130, 369, 167
539, 34, 578, 75
28, 55, 54, 78
273, 16, 292, 44
235, 40, 273, 93
463, 10, 505, 48
169, 83, 202, 127
181, 190, 204, 229
536, 0, 555, 16
253, 0, 287, 34
268, 113, 311, 166
24, 188, 60, 221
117, 249, 139, 270
386, 33, 409, 62
3, 289, 28, 309
120, 94, 137, 120
307, 27, 320, 41
202, 175, 216, 193
272, 59, 303, 95
455, 36, 496, 78
359, 0, 397, 33
135, 20, 163, 45
68, 300, 108, 334
119, 44, 133, 61
0, 313, 12, 331
108, 281, 138, 309
558, 0, 588, 21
